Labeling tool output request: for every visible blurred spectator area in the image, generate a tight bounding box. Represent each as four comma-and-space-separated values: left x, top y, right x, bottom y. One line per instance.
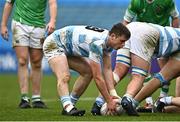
0, 0, 179, 73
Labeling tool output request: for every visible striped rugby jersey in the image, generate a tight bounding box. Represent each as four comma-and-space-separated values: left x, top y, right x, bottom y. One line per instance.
52, 25, 113, 63
151, 24, 180, 58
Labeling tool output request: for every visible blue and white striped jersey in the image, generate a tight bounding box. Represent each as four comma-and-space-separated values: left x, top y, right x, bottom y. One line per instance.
52, 25, 113, 63
151, 24, 180, 58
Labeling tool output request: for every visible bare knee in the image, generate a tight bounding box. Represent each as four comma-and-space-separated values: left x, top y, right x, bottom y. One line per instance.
18, 57, 28, 67
31, 58, 42, 69
81, 66, 93, 79
57, 73, 71, 86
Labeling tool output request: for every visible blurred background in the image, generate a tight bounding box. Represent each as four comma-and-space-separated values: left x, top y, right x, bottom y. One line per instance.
0, 0, 180, 74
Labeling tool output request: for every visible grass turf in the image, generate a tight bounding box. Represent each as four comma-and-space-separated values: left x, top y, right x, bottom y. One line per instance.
0, 74, 179, 121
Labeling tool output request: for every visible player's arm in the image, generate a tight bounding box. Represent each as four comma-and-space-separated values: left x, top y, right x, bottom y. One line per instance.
47, 0, 57, 34
0, 0, 14, 40
123, 0, 138, 25
89, 59, 112, 103
169, 2, 179, 28
102, 52, 119, 97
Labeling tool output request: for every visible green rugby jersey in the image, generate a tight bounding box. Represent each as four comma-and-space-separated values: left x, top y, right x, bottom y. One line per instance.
124, 0, 179, 26
8, 0, 47, 27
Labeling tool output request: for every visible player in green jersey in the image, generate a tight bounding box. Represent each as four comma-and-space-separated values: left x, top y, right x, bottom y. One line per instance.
120, 0, 180, 112
0, 0, 57, 108
91, 0, 180, 115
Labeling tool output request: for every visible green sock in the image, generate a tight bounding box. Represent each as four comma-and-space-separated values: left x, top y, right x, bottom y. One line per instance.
32, 95, 41, 102
21, 93, 30, 102
160, 85, 169, 97
144, 74, 153, 83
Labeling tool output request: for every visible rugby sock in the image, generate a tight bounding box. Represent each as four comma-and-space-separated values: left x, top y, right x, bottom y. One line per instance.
21, 93, 30, 102
32, 95, 41, 102
124, 93, 133, 98
160, 96, 172, 105
123, 94, 138, 108
144, 74, 153, 83
60, 95, 74, 112
132, 99, 139, 108
144, 75, 154, 105
95, 96, 105, 107
70, 93, 80, 105
160, 85, 169, 97
145, 96, 153, 105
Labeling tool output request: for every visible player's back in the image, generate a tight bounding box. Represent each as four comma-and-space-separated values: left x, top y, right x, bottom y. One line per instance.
129, 0, 175, 26
150, 23, 180, 57
53, 25, 109, 56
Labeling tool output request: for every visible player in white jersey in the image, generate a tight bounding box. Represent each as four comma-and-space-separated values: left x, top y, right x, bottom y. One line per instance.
117, 22, 180, 116
43, 23, 131, 116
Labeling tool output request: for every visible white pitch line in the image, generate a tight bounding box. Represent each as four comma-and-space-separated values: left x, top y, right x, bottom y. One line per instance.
43, 97, 96, 102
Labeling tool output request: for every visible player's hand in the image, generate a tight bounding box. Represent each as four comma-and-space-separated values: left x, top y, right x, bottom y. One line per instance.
106, 96, 118, 115
1, 25, 9, 41
46, 20, 55, 35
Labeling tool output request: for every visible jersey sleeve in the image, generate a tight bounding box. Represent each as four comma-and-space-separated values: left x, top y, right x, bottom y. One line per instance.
167, 0, 179, 18
123, 0, 139, 22
89, 41, 103, 63
6, 0, 15, 4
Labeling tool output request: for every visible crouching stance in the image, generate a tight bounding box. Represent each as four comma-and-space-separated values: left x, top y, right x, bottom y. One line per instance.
119, 22, 180, 116
43, 23, 130, 116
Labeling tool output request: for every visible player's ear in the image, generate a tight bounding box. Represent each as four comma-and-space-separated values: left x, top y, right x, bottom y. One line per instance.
110, 33, 116, 39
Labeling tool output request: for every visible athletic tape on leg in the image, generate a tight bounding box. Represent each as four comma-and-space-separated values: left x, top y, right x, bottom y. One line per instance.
116, 48, 130, 67
132, 66, 148, 77
154, 73, 169, 86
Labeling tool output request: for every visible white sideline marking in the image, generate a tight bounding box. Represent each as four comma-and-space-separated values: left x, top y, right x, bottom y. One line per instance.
44, 97, 96, 102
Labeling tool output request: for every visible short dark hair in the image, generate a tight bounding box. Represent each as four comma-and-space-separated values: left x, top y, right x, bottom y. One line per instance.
109, 23, 131, 39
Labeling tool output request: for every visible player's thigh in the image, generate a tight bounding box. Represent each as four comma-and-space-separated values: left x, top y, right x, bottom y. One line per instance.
49, 55, 70, 79
159, 58, 180, 81
29, 48, 43, 64
157, 57, 169, 69
131, 53, 150, 77
14, 46, 29, 64
68, 56, 92, 75
131, 53, 150, 71
176, 77, 180, 97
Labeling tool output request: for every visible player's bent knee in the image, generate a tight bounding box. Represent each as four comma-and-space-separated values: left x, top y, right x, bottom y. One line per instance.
60, 73, 71, 83
18, 58, 28, 67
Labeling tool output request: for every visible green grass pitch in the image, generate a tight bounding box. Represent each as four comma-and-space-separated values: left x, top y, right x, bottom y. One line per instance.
0, 74, 179, 121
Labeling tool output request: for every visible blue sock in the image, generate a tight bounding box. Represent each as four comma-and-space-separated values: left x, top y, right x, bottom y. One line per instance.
95, 96, 105, 107
70, 93, 80, 105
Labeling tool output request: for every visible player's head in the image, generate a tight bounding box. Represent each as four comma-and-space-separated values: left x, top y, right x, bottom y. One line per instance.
108, 23, 130, 50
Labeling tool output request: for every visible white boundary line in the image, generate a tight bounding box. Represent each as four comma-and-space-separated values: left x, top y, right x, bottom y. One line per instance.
43, 97, 96, 102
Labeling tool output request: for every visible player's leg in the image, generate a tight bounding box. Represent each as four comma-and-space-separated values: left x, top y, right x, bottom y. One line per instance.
156, 77, 180, 113
113, 48, 131, 84
176, 77, 180, 97
29, 48, 47, 108
91, 48, 130, 115
121, 53, 149, 116
43, 35, 85, 116
12, 20, 31, 108
68, 56, 93, 105
134, 56, 180, 111
29, 26, 46, 108
14, 47, 31, 108
158, 57, 170, 97
164, 106, 180, 113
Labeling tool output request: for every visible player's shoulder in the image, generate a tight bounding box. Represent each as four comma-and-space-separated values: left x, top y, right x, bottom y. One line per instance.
156, 0, 174, 5
129, 0, 144, 11
130, 0, 142, 7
